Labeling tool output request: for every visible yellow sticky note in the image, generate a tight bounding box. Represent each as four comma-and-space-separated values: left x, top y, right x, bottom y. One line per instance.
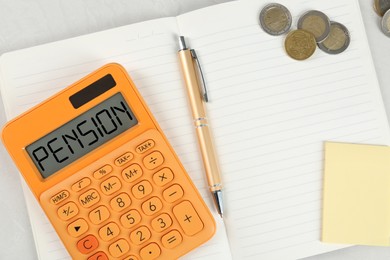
322, 142, 390, 246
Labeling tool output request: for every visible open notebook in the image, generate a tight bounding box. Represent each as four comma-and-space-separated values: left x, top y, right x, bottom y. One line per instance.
1, 0, 389, 259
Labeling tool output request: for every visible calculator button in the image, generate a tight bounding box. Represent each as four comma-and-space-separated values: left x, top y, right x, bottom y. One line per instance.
151, 213, 172, 232
115, 152, 133, 167
120, 209, 142, 229
143, 151, 164, 170
100, 176, 122, 196
108, 238, 130, 258
130, 226, 151, 245
141, 197, 163, 216
57, 202, 79, 221
79, 189, 100, 208
93, 164, 113, 179
122, 255, 139, 260
163, 184, 184, 203
139, 243, 161, 260
122, 164, 143, 183
50, 190, 69, 205
152, 168, 174, 186
77, 234, 99, 254
136, 139, 155, 154
173, 201, 204, 236
67, 218, 89, 237
161, 230, 183, 249
110, 193, 131, 212
131, 180, 153, 199
89, 205, 110, 225
99, 222, 120, 241
72, 177, 91, 192
88, 251, 108, 260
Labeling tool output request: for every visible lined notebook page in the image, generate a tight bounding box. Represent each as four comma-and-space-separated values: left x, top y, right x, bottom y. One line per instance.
0, 18, 231, 260
178, 0, 390, 259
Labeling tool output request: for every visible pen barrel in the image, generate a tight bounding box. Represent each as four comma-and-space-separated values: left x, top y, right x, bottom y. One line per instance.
178, 50, 222, 192
194, 119, 223, 192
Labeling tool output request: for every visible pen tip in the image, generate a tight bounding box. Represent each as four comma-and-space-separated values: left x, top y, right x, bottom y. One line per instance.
179, 36, 187, 50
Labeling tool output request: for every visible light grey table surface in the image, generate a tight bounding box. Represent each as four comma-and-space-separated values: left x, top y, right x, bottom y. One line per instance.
0, 0, 389, 259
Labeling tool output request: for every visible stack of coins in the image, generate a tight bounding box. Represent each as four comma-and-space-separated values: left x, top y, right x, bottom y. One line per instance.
259, 3, 350, 60
373, 0, 390, 36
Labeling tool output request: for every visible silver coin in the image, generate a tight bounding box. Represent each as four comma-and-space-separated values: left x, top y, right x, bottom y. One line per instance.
318, 22, 350, 54
297, 10, 330, 42
259, 3, 292, 36
382, 9, 390, 36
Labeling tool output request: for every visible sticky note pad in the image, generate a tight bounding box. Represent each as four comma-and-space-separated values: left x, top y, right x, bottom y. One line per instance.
322, 142, 390, 246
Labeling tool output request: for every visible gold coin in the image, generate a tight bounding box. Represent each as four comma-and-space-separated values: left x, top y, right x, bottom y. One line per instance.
285, 29, 316, 60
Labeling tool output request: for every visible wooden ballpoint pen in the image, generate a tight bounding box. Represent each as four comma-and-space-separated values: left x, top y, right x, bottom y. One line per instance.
178, 36, 224, 218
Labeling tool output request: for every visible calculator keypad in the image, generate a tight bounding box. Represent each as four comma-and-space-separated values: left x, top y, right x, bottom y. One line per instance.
40, 129, 215, 259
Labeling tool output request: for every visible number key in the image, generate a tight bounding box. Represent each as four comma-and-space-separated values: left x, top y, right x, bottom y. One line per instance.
141, 197, 163, 216
110, 193, 131, 212
89, 205, 110, 225
120, 209, 141, 229
98, 222, 120, 241
108, 238, 130, 258
130, 226, 151, 245
151, 213, 172, 232
131, 180, 153, 199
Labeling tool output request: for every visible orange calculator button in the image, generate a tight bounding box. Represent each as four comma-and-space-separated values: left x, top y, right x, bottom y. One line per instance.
143, 151, 164, 170
152, 168, 174, 187
50, 190, 69, 205
93, 164, 113, 179
162, 184, 184, 203
57, 202, 79, 221
151, 213, 172, 232
136, 139, 155, 154
72, 177, 91, 192
79, 189, 100, 208
115, 152, 133, 167
161, 230, 182, 249
89, 205, 110, 225
141, 197, 163, 216
122, 164, 143, 183
122, 255, 139, 260
77, 234, 99, 254
120, 209, 142, 229
99, 222, 121, 241
139, 243, 161, 260
110, 193, 131, 212
108, 238, 130, 258
130, 226, 151, 245
131, 180, 153, 199
88, 251, 109, 260
100, 176, 122, 196
173, 201, 204, 236
67, 218, 89, 237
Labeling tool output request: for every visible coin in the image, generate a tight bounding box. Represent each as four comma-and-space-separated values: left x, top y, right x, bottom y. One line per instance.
297, 10, 330, 42
259, 3, 292, 36
318, 22, 350, 54
374, 0, 390, 17
284, 29, 317, 60
382, 9, 390, 36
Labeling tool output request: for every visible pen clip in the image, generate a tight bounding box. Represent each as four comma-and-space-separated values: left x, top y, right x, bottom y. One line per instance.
190, 49, 209, 102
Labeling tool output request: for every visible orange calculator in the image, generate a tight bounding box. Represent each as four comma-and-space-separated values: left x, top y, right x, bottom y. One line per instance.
2, 63, 215, 259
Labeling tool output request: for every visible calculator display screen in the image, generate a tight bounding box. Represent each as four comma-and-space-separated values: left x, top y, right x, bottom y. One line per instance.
26, 92, 138, 178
